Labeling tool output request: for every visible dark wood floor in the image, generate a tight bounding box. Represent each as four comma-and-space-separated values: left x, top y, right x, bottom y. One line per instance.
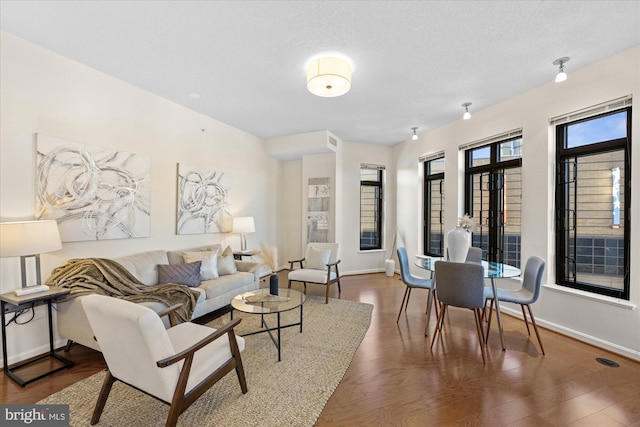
3, 271, 639, 426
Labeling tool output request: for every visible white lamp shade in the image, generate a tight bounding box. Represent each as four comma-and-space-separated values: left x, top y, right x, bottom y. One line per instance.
0, 220, 62, 257
307, 57, 352, 97
232, 217, 255, 234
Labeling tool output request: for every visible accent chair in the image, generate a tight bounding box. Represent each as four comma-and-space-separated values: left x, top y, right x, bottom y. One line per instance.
81, 294, 247, 427
288, 242, 341, 303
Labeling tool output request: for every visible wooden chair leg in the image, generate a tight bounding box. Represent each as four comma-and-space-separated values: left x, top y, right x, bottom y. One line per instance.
287, 279, 292, 289
325, 284, 330, 304
526, 304, 545, 355
485, 299, 495, 344
521, 304, 531, 335
397, 287, 410, 323
430, 304, 448, 349
226, 329, 248, 394
90, 370, 117, 425
474, 309, 487, 364
64, 340, 74, 352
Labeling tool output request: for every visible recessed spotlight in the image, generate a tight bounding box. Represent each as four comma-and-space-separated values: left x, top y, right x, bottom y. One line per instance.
188, 93, 201, 99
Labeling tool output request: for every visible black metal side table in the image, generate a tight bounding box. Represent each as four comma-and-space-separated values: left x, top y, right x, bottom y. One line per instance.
1, 286, 74, 386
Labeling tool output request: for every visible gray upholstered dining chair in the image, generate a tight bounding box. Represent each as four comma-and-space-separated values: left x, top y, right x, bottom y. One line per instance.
431, 261, 487, 364
484, 256, 546, 354
446, 246, 482, 262
81, 294, 247, 427
466, 247, 482, 263
396, 247, 438, 323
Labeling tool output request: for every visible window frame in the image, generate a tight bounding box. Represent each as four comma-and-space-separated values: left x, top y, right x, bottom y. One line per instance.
423, 156, 445, 256
554, 107, 631, 300
359, 167, 384, 251
464, 136, 522, 265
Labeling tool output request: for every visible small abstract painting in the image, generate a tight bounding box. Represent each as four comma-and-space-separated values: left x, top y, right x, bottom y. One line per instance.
177, 163, 232, 234
307, 177, 330, 243
36, 134, 151, 242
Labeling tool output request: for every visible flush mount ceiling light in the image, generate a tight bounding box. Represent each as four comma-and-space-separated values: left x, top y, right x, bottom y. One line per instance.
553, 57, 570, 83
411, 127, 418, 140
307, 57, 352, 97
462, 102, 472, 120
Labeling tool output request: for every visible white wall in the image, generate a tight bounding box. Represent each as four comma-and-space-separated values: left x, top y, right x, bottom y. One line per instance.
341, 141, 396, 274
394, 46, 640, 360
0, 32, 278, 365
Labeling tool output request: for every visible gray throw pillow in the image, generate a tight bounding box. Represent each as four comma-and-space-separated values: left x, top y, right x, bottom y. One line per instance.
157, 261, 202, 287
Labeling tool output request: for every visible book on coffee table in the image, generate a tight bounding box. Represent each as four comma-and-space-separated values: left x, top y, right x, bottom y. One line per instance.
243, 294, 290, 303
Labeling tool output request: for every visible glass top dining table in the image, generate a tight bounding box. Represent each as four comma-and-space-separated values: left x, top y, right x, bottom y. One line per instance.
414, 257, 521, 279
414, 256, 521, 351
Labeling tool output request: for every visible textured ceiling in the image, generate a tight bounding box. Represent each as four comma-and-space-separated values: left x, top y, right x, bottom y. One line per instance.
1, 1, 639, 145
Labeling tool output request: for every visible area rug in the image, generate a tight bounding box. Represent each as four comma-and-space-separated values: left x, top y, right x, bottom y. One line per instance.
38, 296, 373, 426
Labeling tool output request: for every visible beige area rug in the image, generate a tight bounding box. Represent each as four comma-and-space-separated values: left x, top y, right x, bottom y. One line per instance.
38, 296, 373, 426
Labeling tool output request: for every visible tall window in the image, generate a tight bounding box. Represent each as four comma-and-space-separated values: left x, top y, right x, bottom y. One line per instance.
424, 156, 445, 256
360, 165, 384, 250
464, 135, 522, 267
555, 107, 631, 300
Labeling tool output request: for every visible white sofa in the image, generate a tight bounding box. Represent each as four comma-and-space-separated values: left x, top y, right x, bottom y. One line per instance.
56, 245, 262, 351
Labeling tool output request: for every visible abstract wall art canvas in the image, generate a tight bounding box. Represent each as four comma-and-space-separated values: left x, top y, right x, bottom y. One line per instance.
307, 177, 330, 243
177, 163, 232, 234
36, 134, 151, 242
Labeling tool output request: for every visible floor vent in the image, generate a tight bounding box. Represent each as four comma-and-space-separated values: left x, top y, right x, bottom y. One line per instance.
596, 357, 620, 367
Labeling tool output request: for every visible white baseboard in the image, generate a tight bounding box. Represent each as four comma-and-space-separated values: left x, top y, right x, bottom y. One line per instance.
499, 306, 640, 362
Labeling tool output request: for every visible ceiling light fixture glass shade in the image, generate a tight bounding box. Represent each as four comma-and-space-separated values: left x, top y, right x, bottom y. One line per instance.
553, 57, 570, 83
307, 57, 352, 97
462, 102, 472, 120
411, 127, 418, 140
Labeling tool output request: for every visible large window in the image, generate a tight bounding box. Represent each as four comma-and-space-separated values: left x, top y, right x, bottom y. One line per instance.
424, 156, 445, 256
555, 107, 631, 300
360, 165, 384, 250
464, 135, 522, 267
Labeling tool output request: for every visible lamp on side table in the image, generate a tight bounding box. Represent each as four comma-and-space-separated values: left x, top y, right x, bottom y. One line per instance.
232, 216, 255, 252
0, 220, 62, 296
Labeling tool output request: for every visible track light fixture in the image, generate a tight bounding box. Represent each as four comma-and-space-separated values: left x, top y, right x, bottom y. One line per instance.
411, 127, 418, 140
553, 57, 570, 83
462, 102, 472, 120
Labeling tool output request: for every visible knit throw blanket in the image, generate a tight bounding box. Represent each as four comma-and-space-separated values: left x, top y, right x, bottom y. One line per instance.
46, 258, 198, 323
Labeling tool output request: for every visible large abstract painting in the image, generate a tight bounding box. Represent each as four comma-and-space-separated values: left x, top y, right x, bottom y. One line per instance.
307, 177, 330, 243
177, 163, 232, 234
36, 134, 151, 242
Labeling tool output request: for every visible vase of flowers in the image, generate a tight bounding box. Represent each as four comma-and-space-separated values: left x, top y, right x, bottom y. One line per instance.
447, 214, 477, 263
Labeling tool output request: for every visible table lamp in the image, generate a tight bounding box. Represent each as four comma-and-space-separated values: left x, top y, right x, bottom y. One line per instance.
0, 220, 62, 296
232, 217, 255, 252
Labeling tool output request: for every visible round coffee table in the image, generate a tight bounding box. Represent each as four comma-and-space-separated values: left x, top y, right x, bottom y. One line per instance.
231, 288, 306, 361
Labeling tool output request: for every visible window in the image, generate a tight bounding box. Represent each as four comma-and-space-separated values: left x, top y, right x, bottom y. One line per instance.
464, 135, 522, 267
360, 165, 384, 250
424, 156, 445, 256
555, 108, 631, 300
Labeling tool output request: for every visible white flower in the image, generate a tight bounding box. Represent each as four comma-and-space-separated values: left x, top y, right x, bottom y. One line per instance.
458, 214, 477, 232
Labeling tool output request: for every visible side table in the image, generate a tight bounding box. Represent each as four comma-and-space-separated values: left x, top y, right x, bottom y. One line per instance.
233, 249, 260, 260
0, 286, 74, 386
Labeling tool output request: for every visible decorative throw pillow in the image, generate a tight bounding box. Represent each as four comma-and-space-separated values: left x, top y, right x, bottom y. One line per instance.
217, 246, 238, 276
183, 251, 219, 280
157, 261, 202, 287
305, 246, 331, 271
